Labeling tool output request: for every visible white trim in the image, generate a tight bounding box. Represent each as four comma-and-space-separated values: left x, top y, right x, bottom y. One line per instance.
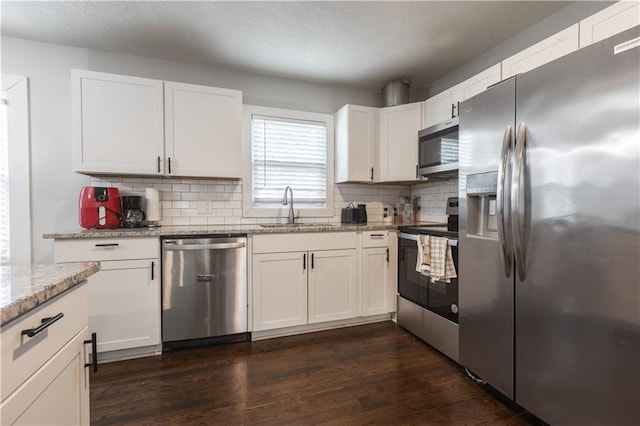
1, 74, 31, 265
242, 104, 334, 219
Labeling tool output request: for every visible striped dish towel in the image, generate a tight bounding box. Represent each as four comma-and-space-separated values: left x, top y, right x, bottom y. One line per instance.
416, 235, 457, 283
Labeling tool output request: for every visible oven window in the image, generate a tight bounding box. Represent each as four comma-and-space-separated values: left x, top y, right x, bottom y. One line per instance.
398, 237, 459, 324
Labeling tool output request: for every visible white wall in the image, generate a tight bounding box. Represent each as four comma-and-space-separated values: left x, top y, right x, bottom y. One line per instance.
1, 36, 382, 263
414, 1, 614, 99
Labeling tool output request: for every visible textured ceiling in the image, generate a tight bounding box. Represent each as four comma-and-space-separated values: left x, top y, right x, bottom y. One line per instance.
1, 1, 571, 92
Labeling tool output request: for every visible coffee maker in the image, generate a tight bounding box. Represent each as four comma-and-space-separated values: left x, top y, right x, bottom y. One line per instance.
122, 196, 145, 228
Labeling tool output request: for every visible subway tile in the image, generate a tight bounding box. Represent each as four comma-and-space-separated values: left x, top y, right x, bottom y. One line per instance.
172, 201, 190, 209
198, 192, 216, 201
172, 184, 190, 192
172, 217, 190, 226
207, 217, 225, 225
181, 192, 199, 201
163, 209, 181, 217
189, 216, 208, 225
190, 184, 209, 192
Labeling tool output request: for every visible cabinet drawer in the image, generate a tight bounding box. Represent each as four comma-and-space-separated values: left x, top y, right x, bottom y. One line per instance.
252, 232, 358, 254
1, 284, 88, 399
360, 231, 389, 248
55, 237, 159, 262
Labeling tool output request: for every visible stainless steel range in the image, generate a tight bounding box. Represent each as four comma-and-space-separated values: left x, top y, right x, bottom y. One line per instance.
397, 197, 459, 362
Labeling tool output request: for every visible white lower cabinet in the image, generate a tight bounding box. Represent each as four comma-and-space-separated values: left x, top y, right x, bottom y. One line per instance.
54, 238, 160, 360
89, 260, 160, 353
252, 252, 308, 331
361, 247, 390, 316
360, 231, 394, 316
308, 249, 358, 324
1, 284, 90, 425
252, 248, 358, 331
251, 232, 393, 334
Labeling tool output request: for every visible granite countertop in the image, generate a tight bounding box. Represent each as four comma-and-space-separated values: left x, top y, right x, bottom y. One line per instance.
42, 222, 419, 240
0, 262, 100, 326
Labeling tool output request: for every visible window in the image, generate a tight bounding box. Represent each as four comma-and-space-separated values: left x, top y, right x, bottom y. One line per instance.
243, 105, 334, 218
0, 95, 9, 264
252, 115, 327, 205
1, 75, 31, 265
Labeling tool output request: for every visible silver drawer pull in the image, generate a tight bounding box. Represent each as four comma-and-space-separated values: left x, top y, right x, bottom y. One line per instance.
95, 243, 119, 247
164, 242, 246, 251
370, 234, 385, 239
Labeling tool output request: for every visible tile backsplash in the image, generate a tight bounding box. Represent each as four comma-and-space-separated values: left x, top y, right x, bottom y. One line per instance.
89, 177, 414, 226
410, 179, 459, 223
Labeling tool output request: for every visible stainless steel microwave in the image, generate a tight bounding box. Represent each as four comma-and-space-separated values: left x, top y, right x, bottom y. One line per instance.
418, 117, 459, 178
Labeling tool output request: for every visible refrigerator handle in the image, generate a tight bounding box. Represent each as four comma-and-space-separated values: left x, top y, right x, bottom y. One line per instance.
512, 122, 527, 281
496, 125, 512, 278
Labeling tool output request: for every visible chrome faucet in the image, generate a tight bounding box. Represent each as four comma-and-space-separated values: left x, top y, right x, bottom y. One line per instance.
282, 186, 296, 224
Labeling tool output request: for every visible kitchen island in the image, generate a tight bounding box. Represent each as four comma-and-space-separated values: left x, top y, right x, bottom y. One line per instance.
1, 262, 99, 325
0, 262, 99, 425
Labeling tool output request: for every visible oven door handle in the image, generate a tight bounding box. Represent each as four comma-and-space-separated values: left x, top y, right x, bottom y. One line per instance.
398, 233, 457, 246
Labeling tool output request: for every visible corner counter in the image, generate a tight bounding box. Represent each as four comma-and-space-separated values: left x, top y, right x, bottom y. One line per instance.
42, 222, 404, 240
0, 262, 100, 326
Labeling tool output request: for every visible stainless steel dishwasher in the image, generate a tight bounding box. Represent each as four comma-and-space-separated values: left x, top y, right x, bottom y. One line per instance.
161, 236, 248, 349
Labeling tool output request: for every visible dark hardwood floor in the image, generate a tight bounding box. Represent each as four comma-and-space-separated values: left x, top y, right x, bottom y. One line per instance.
90, 321, 535, 425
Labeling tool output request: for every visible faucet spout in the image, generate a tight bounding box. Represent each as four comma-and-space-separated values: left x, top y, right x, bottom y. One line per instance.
282, 186, 295, 224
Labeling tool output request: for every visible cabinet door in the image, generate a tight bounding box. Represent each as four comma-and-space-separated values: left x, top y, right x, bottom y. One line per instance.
335, 105, 378, 183
252, 252, 308, 331
89, 259, 160, 354
579, 1, 640, 47
424, 87, 460, 128
379, 102, 422, 182
71, 69, 164, 175
502, 24, 579, 79
308, 249, 358, 323
1, 328, 90, 425
361, 247, 390, 316
459, 64, 502, 102
164, 81, 242, 178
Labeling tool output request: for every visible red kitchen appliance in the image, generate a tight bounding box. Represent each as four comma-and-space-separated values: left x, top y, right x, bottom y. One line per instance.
79, 186, 122, 229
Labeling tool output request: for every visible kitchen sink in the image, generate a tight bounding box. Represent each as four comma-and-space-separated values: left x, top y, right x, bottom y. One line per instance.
258, 223, 336, 228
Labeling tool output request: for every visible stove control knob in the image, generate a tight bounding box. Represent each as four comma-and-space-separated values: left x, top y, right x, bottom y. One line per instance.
451, 304, 459, 314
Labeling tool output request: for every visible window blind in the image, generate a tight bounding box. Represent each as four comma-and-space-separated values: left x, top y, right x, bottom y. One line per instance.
251, 115, 327, 205
0, 95, 10, 264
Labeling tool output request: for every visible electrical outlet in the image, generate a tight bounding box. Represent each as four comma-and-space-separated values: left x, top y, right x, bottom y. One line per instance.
198, 201, 213, 214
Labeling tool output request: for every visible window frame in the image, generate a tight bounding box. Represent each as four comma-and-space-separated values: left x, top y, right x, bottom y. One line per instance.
1, 74, 31, 265
242, 105, 334, 219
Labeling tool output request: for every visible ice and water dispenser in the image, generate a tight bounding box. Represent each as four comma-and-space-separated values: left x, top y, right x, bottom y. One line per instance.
465, 171, 500, 237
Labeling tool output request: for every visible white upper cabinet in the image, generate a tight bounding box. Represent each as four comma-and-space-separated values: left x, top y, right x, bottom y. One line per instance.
72, 69, 164, 175
424, 87, 459, 129
379, 101, 423, 182
579, 1, 640, 48
458, 64, 502, 102
423, 64, 501, 128
335, 105, 379, 183
164, 81, 242, 178
72, 70, 242, 178
502, 24, 579, 79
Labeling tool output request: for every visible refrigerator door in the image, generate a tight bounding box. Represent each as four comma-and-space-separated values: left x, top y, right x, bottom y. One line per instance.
514, 27, 640, 425
458, 78, 516, 398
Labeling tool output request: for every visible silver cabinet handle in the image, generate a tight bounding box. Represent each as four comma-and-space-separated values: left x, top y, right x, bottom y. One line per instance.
511, 123, 527, 281
164, 242, 245, 251
497, 125, 513, 278
370, 234, 384, 239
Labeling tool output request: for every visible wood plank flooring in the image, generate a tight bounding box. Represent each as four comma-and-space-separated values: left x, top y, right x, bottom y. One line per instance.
90, 321, 538, 425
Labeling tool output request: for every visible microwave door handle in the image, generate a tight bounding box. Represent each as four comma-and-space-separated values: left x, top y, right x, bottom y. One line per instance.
512, 123, 527, 281
497, 125, 513, 278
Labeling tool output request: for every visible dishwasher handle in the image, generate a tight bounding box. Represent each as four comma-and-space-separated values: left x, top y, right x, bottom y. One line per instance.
164, 242, 246, 251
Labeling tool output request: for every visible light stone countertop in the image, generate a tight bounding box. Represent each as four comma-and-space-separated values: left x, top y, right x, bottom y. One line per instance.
42, 222, 418, 240
0, 262, 100, 326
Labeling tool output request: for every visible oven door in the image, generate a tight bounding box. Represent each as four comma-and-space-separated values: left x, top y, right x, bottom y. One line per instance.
398, 233, 458, 323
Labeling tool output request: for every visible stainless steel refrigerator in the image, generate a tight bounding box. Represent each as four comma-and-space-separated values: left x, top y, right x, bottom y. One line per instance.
458, 27, 639, 425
